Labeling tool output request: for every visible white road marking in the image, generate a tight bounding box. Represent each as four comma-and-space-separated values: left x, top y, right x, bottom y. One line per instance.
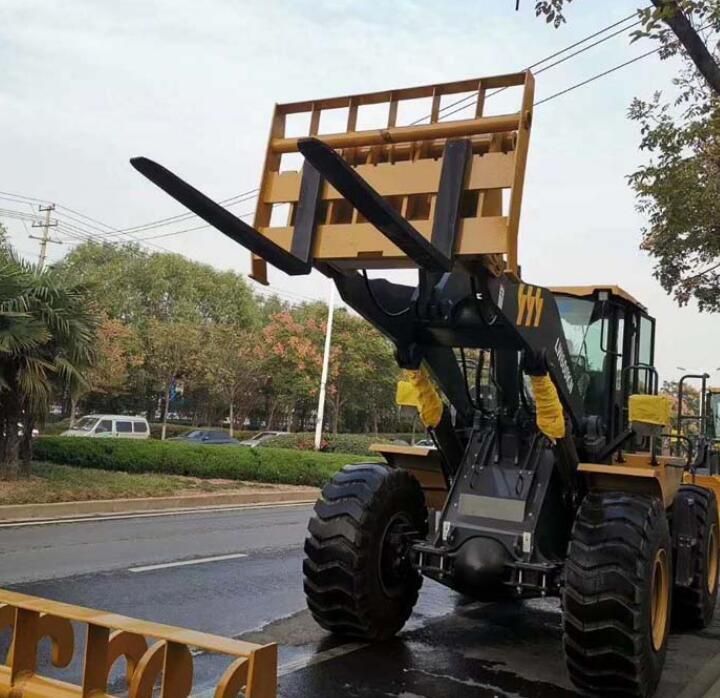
0, 500, 313, 529
278, 641, 368, 675
193, 641, 369, 697
128, 552, 248, 573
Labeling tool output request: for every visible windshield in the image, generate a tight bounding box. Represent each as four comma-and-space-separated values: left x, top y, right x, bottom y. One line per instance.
556, 296, 607, 415
74, 416, 98, 432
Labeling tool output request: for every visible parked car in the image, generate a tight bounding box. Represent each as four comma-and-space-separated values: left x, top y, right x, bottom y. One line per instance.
238, 431, 286, 448
61, 414, 150, 439
168, 430, 240, 445
414, 438, 436, 448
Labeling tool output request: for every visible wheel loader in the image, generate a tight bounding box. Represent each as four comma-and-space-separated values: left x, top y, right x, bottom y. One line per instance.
131, 69, 720, 697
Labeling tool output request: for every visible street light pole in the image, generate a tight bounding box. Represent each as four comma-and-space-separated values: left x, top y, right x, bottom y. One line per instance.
314, 283, 335, 450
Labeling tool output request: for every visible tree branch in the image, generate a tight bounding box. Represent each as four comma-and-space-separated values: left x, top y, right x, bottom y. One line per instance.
652, 0, 720, 96
682, 259, 720, 283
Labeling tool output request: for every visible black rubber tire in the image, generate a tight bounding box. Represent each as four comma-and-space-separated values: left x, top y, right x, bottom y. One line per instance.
303, 463, 427, 641
671, 484, 719, 630
563, 492, 672, 697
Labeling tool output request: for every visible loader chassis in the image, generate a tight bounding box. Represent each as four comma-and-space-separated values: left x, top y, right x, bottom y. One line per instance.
132, 70, 720, 698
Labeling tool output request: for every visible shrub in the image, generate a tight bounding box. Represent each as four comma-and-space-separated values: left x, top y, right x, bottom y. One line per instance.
33, 437, 377, 487
261, 432, 417, 455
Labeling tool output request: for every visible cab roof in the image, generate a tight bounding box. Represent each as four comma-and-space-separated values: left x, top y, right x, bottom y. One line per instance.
550, 285, 646, 311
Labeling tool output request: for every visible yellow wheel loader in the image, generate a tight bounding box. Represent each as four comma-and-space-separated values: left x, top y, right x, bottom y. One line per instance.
133, 69, 720, 697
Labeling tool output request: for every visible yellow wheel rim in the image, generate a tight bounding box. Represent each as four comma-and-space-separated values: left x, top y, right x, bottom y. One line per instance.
650, 548, 670, 652
707, 524, 718, 594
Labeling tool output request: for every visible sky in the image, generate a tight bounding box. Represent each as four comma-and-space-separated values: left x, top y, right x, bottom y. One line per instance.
1, 0, 718, 383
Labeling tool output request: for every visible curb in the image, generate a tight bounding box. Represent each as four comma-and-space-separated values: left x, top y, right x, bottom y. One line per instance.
0, 489, 319, 522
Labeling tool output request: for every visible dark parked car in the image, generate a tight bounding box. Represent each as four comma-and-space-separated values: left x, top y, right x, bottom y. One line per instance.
237, 431, 287, 448
168, 430, 240, 445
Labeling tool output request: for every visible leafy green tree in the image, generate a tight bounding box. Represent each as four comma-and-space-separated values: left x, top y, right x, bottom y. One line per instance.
57, 241, 258, 326
200, 324, 267, 436
531, 1, 720, 309
261, 305, 327, 430
58, 241, 259, 420
0, 254, 97, 478
145, 320, 202, 439
326, 309, 398, 434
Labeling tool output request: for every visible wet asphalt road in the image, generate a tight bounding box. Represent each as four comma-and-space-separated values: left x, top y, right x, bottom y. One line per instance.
0, 503, 718, 697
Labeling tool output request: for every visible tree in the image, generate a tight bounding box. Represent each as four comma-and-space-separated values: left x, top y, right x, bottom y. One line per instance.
57, 241, 258, 326
73, 317, 143, 423
145, 320, 201, 439
531, 1, 720, 309
261, 305, 328, 430
0, 255, 97, 478
57, 241, 259, 420
200, 324, 267, 436
326, 310, 398, 434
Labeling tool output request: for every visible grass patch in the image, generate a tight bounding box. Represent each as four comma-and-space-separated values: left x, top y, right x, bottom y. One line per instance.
0, 462, 227, 505
33, 437, 378, 488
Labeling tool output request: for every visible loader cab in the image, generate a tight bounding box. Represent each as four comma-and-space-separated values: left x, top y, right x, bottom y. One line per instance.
551, 286, 655, 443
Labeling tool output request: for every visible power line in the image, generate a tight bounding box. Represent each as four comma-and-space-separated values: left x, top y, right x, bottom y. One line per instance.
133, 210, 256, 242
534, 45, 664, 106
97, 187, 259, 238
67, 10, 647, 243
412, 9, 644, 125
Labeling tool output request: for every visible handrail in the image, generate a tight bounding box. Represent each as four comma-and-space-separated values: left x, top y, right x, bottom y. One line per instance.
0, 589, 277, 698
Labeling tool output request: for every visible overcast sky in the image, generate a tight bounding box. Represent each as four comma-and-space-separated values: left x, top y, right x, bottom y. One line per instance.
1, 0, 718, 383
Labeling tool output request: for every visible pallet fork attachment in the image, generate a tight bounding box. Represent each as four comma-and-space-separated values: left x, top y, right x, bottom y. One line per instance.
132, 71, 534, 283
130, 156, 316, 276
297, 137, 457, 272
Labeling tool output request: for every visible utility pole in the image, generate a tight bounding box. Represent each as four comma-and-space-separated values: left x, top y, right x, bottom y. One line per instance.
29, 204, 61, 269
314, 283, 335, 451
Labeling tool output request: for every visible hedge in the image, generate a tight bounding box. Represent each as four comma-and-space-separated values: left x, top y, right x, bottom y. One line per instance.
260, 433, 415, 455
32, 437, 377, 487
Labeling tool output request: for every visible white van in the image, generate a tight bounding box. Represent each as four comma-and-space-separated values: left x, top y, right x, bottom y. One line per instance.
61, 414, 151, 439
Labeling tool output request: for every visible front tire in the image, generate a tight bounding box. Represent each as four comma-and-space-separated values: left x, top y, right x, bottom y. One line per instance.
563, 492, 672, 697
303, 463, 427, 641
672, 484, 719, 629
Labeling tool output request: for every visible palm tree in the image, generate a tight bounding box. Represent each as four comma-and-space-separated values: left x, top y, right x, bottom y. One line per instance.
0, 253, 97, 479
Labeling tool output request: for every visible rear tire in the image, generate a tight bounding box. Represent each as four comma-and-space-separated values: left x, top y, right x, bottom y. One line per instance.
672, 484, 719, 630
563, 492, 672, 697
303, 463, 427, 641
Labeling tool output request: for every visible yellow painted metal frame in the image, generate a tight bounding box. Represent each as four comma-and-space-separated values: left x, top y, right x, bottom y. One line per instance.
550, 285, 646, 310
0, 589, 276, 698
578, 453, 686, 508
683, 473, 720, 521
371, 443, 448, 509
250, 71, 534, 283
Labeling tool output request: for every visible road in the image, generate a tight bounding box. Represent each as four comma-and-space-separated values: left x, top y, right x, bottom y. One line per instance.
0, 503, 718, 697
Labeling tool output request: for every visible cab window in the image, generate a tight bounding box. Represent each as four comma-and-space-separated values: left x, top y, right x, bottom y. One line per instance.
556, 296, 607, 416
75, 416, 99, 432
116, 421, 132, 433
95, 419, 113, 434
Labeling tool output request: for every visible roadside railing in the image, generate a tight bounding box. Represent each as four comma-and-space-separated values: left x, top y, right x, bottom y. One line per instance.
0, 589, 277, 697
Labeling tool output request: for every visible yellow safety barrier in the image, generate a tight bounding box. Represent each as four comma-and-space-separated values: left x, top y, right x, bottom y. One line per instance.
0, 589, 277, 698
529, 374, 565, 442
396, 369, 443, 429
